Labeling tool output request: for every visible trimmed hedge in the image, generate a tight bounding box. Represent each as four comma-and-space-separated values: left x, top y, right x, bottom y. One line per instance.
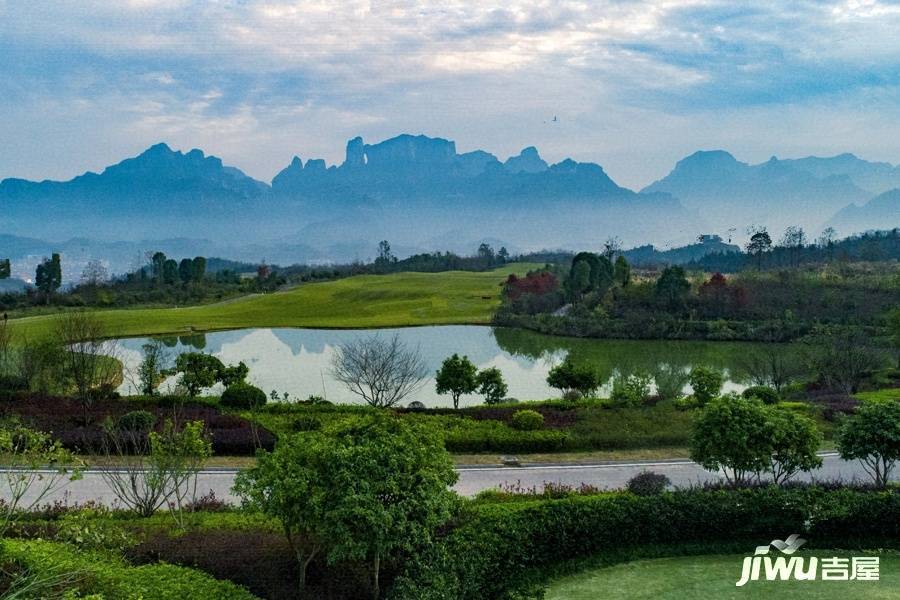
1, 538, 260, 599
220, 383, 267, 410
388, 487, 900, 599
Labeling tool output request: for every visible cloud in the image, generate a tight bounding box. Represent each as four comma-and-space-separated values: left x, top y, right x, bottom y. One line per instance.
2, 1, 900, 189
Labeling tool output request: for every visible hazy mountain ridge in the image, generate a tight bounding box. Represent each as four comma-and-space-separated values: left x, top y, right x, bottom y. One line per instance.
642, 150, 879, 234
826, 189, 900, 234
2, 135, 897, 267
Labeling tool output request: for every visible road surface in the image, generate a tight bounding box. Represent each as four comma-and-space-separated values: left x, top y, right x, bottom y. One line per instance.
0, 453, 890, 507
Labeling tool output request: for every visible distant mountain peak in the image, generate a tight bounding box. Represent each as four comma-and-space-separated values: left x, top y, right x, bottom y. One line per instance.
505, 146, 548, 173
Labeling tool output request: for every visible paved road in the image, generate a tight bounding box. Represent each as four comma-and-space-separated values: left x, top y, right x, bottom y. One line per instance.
1, 453, 890, 507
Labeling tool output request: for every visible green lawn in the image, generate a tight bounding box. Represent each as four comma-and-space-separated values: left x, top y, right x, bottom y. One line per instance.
545, 552, 898, 599
9, 264, 538, 340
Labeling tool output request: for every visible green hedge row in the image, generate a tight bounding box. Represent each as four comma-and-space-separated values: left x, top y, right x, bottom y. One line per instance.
388, 487, 900, 599
1, 539, 259, 599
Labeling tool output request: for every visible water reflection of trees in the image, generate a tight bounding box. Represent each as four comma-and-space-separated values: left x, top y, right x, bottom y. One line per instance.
491, 327, 799, 384
154, 334, 207, 350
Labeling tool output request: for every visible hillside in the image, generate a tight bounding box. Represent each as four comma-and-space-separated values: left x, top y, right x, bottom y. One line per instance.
8, 264, 538, 340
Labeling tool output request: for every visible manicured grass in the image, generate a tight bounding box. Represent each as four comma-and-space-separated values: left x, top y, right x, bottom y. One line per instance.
855, 388, 900, 403
545, 552, 899, 599
8, 264, 538, 340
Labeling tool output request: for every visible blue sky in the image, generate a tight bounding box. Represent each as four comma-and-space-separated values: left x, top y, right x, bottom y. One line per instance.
2, 0, 900, 189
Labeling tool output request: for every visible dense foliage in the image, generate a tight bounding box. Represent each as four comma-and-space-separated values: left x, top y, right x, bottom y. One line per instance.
389, 486, 900, 599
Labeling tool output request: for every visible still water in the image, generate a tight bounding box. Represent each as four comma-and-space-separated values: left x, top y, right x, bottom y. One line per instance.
112, 326, 769, 407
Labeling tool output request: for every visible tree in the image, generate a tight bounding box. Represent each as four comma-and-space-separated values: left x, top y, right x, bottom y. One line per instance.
374, 241, 396, 273
435, 354, 478, 409
99, 418, 211, 520
807, 332, 885, 394
234, 414, 458, 597
162, 259, 179, 285
476, 367, 508, 405
477, 243, 495, 265
569, 252, 613, 296
80, 259, 108, 287
547, 356, 600, 398
688, 366, 723, 405
178, 258, 194, 284
603, 236, 622, 260
614, 255, 631, 287
192, 256, 206, 281
888, 308, 900, 368
0, 258, 9, 280
837, 400, 900, 488
818, 227, 837, 261
568, 260, 591, 300
767, 408, 822, 484
330, 335, 427, 408
740, 347, 806, 393
35, 253, 62, 302
690, 395, 772, 486
779, 225, 807, 267
151, 251, 167, 283
170, 352, 225, 397
219, 361, 249, 387
0, 419, 81, 536
136, 340, 169, 396
655, 266, 690, 310
497, 247, 510, 263
745, 228, 772, 270
54, 311, 120, 423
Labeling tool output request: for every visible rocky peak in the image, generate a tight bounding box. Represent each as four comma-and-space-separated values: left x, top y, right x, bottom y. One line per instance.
504, 146, 548, 173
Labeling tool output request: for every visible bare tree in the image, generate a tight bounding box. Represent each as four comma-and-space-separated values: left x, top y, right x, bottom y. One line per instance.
54, 312, 120, 423
80, 259, 109, 286
779, 225, 807, 267
330, 335, 427, 408
740, 347, 806, 393
602, 236, 622, 260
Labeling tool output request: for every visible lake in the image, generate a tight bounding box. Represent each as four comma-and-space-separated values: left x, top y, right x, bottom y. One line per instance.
111, 326, 778, 407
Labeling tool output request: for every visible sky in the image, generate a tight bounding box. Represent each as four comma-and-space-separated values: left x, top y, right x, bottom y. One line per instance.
2, 0, 900, 190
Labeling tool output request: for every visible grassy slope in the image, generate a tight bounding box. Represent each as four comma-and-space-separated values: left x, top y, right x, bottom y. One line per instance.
9, 264, 538, 340
545, 552, 899, 599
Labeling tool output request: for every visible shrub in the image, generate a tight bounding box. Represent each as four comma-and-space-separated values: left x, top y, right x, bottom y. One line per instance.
0, 375, 28, 391
837, 400, 900, 488
117, 410, 156, 432
674, 396, 699, 411
290, 415, 322, 432
3, 538, 259, 599
56, 509, 134, 553
221, 383, 267, 410
742, 385, 780, 405
388, 487, 900, 600
610, 371, 652, 407
626, 471, 670, 496
547, 357, 600, 398
510, 410, 544, 431
653, 365, 689, 401
561, 390, 582, 402
688, 366, 723, 405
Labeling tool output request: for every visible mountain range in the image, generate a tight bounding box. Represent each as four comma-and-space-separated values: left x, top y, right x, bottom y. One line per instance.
1, 134, 898, 274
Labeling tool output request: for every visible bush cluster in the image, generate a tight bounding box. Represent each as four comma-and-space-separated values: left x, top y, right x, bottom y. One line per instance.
510, 410, 544, 431
389, 487, 900, 600
3, 538, 259, 599
742, 385, 780, 405
220, 383, 267, 410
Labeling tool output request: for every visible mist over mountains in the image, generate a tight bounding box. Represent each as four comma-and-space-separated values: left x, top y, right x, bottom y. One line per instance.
1, 133, 898, 276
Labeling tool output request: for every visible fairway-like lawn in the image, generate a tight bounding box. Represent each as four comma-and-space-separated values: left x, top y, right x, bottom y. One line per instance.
9, 264, 538, 340
545, 552, 898, 599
